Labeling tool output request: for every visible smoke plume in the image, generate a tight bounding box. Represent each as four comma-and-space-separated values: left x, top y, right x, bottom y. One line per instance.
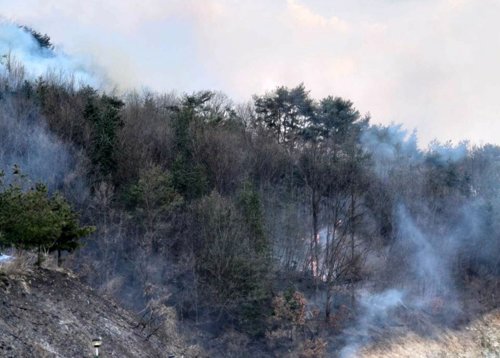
0, 21, 101, 88
0, 93, 88, 204
338, 125, 496, 356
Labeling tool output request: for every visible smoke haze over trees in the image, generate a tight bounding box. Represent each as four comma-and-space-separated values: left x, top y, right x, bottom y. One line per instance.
0, 24, 499, 357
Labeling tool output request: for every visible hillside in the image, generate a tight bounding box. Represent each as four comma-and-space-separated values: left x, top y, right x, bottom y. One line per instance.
361, 310, 500, 358
0, 265, 198, 358
0, 23, 499, 358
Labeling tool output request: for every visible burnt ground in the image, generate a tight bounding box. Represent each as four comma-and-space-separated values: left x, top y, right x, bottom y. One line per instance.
0, 267, 192, 358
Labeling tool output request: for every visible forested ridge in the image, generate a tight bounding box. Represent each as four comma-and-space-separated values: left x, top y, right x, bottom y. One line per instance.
1, 27, 500, 357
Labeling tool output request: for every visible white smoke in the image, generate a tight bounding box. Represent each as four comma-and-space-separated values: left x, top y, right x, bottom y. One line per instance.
0, 21, 102, 87
360, 124, 421, 180
339, 289, 404, 358
0, 94, 88, 203
338, 125, 480, 356
427, 140, 468, 162
396, 205, 453, 297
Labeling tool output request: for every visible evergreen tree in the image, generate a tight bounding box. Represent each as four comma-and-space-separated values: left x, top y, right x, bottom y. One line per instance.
254, 84, 314, 146
20, 26, 54, 50
238, 182, 268, 254
84, 90, 124, 181
170, 93, 209, 200
0, 170, 94, 265
49, 193, 95, 266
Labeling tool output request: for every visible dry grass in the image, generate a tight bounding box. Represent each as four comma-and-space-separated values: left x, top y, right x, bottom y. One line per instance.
360, 311, 500, 358
0, 249, 74, 275
0, 250, 37, 276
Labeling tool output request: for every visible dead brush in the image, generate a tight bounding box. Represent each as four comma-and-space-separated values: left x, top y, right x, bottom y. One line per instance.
326, 304, 350, 332
216, 329, 250, 355
298, 337, 327, 358
0, 250, 37, 276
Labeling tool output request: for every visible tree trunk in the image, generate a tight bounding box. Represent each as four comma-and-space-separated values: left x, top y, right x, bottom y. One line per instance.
36, 246, 43, 267
349, 188, 356, 306
325, 284, 332, 321
311, 188, 320, 289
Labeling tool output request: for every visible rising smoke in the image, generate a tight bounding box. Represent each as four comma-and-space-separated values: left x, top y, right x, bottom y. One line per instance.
0, 93, 88, 203
338, 127, 498, 356
339, 289, 404, 358
0, 22, 91, 201
0, 21, 102, 88
1, 19, 499, 358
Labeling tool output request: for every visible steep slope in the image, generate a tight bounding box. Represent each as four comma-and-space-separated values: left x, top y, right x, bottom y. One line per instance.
0, 267, 192, 357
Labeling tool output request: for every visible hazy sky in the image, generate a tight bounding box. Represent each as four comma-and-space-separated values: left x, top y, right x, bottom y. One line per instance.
1, 0, 499, 146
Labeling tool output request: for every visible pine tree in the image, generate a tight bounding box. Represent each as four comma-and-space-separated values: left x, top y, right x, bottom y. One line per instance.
84, 91, 124, 182
0, 169, 94, 266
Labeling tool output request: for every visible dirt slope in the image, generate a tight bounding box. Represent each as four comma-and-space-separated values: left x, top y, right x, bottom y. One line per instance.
0, 267, 191, 358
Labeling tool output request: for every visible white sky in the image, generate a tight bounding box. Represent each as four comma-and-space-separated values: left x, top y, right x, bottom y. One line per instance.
1, 0, 499, 146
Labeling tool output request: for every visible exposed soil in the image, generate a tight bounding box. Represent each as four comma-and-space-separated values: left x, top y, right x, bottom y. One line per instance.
0, 267, 188, 357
